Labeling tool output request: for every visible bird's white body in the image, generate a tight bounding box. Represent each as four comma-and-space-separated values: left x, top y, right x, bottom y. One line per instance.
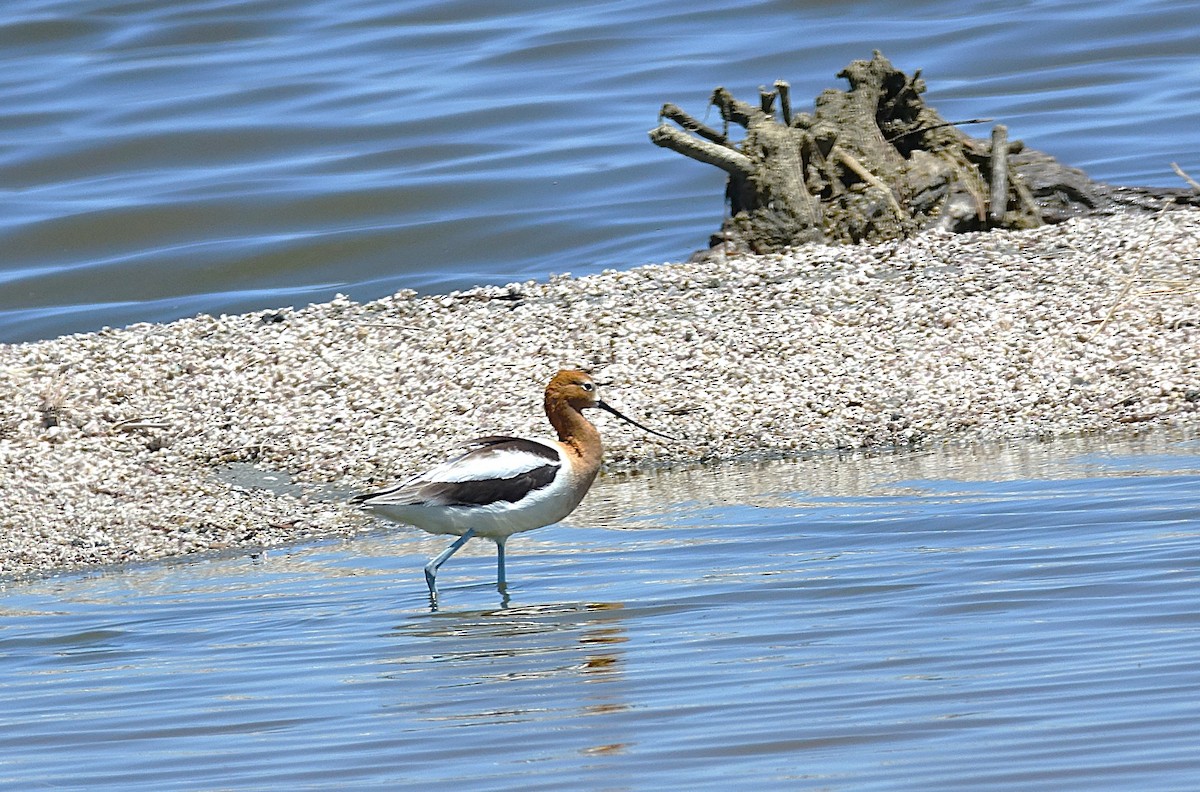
358, 436, 597, 540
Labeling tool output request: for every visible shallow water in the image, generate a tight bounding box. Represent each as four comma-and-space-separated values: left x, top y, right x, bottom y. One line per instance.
3, 430, 1199, 789
2, 0, 1199, 342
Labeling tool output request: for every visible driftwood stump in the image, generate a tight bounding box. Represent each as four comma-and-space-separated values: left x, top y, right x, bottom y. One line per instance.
651, 51, 1199, 254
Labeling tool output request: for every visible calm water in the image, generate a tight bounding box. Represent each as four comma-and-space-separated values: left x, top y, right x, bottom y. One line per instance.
2, 0, 1200, 342
2, 431, 1199, 790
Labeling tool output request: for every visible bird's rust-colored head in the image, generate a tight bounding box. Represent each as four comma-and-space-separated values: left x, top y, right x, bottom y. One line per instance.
544, 369, 602, 412
544, 368, 676, 441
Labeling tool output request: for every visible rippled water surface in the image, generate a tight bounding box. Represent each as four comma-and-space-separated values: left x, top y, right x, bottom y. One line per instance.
2, 0, 1199, 341
2, 431, 1199, 789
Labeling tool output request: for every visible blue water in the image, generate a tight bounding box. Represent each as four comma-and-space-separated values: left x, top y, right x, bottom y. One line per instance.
1, 0, 1199, 341
3, 5, 1200, 786
2, 433, 1198, 789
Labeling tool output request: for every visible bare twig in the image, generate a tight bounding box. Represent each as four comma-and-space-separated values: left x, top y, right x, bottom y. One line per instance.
1086, 202, 1171, 341
831, 145, 903, 218
988, 124, 1009, 226
758, 86, 776, 116
774, 80, 792, 126
710, 86, 762, 128
357, 322, 423, 330
659, 103, 729, 146
649, 123, 754, 179
112, 417, 171, 433
883, 118, 993, 144
1171, 161, 1200, 193
38, 380, 66, 429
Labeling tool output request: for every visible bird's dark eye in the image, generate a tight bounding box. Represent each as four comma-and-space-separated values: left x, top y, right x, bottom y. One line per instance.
580, 381, 595, 391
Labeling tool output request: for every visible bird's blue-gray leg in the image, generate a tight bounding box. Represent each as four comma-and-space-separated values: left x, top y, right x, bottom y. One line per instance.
425, 529, 475, 603
495, 538, 507, 591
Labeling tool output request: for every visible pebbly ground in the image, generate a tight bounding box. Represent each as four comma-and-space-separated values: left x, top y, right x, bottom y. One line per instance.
1, 211, 1198, 578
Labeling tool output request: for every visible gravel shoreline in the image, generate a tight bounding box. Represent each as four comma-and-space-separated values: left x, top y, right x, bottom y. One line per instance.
2, 212, 1198, 578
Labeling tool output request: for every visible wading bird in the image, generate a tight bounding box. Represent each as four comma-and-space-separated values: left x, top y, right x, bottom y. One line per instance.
352, 369, 674, 607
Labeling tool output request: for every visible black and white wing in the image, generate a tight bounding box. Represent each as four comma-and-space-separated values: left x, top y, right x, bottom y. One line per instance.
352, 436, 562, 508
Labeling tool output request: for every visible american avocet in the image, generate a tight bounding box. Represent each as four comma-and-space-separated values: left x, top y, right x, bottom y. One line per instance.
352, 369, 674, 606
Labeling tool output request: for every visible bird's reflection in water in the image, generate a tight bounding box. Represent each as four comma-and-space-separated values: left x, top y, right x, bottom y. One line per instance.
383, 601, 634, 745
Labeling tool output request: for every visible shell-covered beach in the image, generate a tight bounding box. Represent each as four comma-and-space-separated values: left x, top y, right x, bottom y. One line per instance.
2, 212, 1198, 577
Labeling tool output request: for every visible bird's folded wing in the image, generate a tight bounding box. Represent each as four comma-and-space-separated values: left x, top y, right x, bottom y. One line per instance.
357, 436, 562, 507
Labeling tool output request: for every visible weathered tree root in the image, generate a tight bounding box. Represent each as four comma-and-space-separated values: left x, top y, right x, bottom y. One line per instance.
650, 51, 1200, 254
